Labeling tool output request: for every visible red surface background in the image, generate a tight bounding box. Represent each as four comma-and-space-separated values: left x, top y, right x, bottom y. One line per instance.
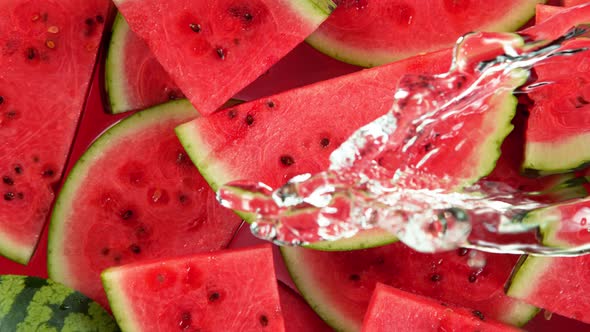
0, 11, 589, 330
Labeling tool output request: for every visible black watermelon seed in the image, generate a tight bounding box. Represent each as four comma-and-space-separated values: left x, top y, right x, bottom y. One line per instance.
85, 17, 94, 25
121, 210, 133, 220
14, 164, 23, 174
216, 47, 226, 60
228, 109, 237, 119
101, 247, 110, 256
208, 292, 220, 302
472, 310, 485, 320
0, 96, 4, 105
280, 155, 295, 166
25, 47, 38, 60
430, 274, 442, 282
6, 111, 17, 119
180, 311, 192, 329
189, 23, 201, 33
320, 138, 330, 148
243, 13, 253, 21
2, 176, 13, 185
349, 274, 361, 281
259, 315, 269, 327
129, 244, 141, 254
96, 15, 104, 23
179, 194, 188, 204
424, 143, 433, 152
245, 114, 254, 126
4, 192, 14, 201
42, 169, 54, 177
266, 100, 275, 108
176, 152, 187, 164
468, 273, 477, 283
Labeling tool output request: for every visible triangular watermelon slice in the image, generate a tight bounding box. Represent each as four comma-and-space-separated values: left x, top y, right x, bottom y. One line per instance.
112, 0, 335, 115
363, 283, 521, 331
0, 0, 111, 264
102, 245, 284, 331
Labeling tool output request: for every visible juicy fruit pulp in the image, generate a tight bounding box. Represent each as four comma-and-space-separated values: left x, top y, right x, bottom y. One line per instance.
113, 0, 335, 115
307, 0, 541, 67
282, 243, 536, 332
0, 0, 110, 265
0, 275, 118, 331
102, 245, 284, 332
48, 100, 242, 308
105, 14, 183, 114
278, 282, 333, 332
362, 283, 521, 332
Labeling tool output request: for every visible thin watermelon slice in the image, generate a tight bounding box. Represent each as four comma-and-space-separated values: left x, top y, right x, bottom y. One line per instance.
176, 48, 452, 250
48, 100, 242, 308
0, 275, 118, 331
0, 0, 110, 264
278, 282, 332, 332
507, 255, 590, 324
282, 243, 537, 332
306, 0, 541, 67
102, 245, 284, 332
112, 0, 335, 115
105, 13, 183, 114
362, 283, 521, 332
523, 37, 590, 173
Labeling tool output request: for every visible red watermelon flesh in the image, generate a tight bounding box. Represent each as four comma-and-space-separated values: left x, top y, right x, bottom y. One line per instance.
105, 14, 183, 114
507, 255, 590, 324
0, 0, 110, 264
362, 283, 521, 332
306, 0, 540, 67
564, 0, 590, 7
535, 5, 564, 24
112, 0, 335, 115
278, 282, 332, 332
102, 245, 285, 332
281, 243, 536, 332
48, 100, 242, 308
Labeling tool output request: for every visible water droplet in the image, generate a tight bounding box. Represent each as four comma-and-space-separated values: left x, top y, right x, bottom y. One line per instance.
544, 310, 553, 320
467, 251, 487, 270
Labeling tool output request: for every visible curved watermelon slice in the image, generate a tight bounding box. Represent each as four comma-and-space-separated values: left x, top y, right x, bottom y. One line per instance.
105, 14, 183, 114
177, 49, 452, 250
278, 282, 332, 331
0, 275, 118, 331
0, 0, 110, 264
282, 243, 537, 332
48, 100, 242, 308
507, 255, 590, 325
102, 245, 284, 331
363, 283, 521, 332
523, 37, 590, 173
306, 0, 541, 67
113, 0, 335, 115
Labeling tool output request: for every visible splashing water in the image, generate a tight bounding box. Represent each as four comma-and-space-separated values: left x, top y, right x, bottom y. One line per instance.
218, 25, 590, 256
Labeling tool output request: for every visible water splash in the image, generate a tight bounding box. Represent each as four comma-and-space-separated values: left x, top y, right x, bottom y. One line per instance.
218, 25, 590, 256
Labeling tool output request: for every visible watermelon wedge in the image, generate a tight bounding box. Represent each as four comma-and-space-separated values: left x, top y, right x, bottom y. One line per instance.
105, 14, 183, 114
112, 0, 335, 115
102, 245, 284, 332
306, 0, 541, 67
278, 282, 332, 332
282, 243, 537, 332
362, 283, 521, 332
507, 255, 590, 324
0, 275, 118, 331
48, 100, 242, 308
0, 0, 110, 265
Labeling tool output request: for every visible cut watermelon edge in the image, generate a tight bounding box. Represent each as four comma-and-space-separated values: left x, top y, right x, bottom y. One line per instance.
47, 99, 198, 287
524, 134, 590, 174
101, 268, 141, 332
104, 13, 132, 114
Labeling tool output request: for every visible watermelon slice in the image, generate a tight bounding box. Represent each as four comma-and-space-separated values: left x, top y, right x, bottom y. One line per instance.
105, 13, 183, 114
507, 255, 590, 324
282, 243, 537, 332
48, 100, 242, 308
535, 4, 564, 24
0, 0, 110, 264
102, 245, 284, 331
177, 48, 452, 250
0, 275, 118, 331
523, 37, 590, 173
362, 283, 521, 332
278, 282, 332, 332
112, 0, 335, 115
305, 0, 541, 67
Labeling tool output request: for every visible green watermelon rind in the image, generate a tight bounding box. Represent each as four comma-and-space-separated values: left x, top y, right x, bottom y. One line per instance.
175, 121, 398, 251
47, 100, 198, 288
288, 0, 336, 26
0, 275, 119, 331
505, 255, 553, 313
306, 0, 542, 68
521, 205, 571, 248
523, 136, 590, 174
104, 13, 132, 114
0, 231, 32, 265
101, 268, 140, 332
